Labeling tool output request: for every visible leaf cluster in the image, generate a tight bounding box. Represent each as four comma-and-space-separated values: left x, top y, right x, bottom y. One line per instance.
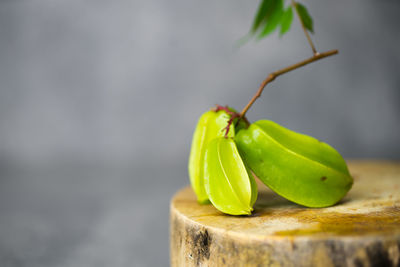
250, 0, 313, 39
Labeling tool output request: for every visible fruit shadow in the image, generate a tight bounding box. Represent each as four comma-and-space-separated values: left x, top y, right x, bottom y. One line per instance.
252, 188, 355, 218
254, 188, 298, 209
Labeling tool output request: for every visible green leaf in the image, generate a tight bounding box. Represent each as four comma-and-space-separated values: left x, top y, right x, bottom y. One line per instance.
280, 6, 293, 35
251, 0, 275, 33
258, 0, 284, 38
295, 2, 314, 33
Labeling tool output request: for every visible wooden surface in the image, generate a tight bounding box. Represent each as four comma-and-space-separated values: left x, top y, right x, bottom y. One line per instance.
170, 161, 400, 267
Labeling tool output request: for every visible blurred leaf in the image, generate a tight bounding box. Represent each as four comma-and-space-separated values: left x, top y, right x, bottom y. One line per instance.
258, 0, 284, 38
246, 0, 303, 43
251, 0, 275, 33
279, 6, 293, 35
295, 2, 314, 33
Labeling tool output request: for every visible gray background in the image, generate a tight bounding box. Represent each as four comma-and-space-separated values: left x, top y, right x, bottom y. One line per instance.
0, 0, 399, 266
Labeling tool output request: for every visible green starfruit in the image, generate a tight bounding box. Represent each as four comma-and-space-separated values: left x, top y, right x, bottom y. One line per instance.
235, 120, 353, 207
204, 137, 257, 215
188, 110, 234, 203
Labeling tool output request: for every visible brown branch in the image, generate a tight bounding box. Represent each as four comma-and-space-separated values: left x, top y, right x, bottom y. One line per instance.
223, 114, 239, 138
291, 0, 317, 55
239, 49, 338, 119
213, 105, 250, 137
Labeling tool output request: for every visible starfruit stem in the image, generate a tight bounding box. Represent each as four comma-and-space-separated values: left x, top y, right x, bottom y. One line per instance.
222, 114, 239, 138
291, 0, 317, 55
213, 104, 234, 114
239, 49, 338, 120
213, 105, 250, 138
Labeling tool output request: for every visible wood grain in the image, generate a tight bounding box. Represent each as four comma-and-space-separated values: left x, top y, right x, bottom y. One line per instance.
170, 161, 400, 267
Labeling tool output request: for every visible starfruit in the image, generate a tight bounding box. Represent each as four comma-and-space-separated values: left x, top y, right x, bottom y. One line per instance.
188, 110, 235, 203
204, 137, 257, 215
235, 120, 353, 208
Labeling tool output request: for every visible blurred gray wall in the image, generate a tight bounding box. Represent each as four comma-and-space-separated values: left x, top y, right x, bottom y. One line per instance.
0, 0, 399, 266
1, 0, 399, 165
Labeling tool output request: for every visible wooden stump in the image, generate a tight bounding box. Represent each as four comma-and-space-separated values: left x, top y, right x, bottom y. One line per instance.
170, 161, 400, 267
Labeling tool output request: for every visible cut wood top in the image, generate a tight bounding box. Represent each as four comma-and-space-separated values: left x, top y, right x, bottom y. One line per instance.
171, 161, 400, 239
